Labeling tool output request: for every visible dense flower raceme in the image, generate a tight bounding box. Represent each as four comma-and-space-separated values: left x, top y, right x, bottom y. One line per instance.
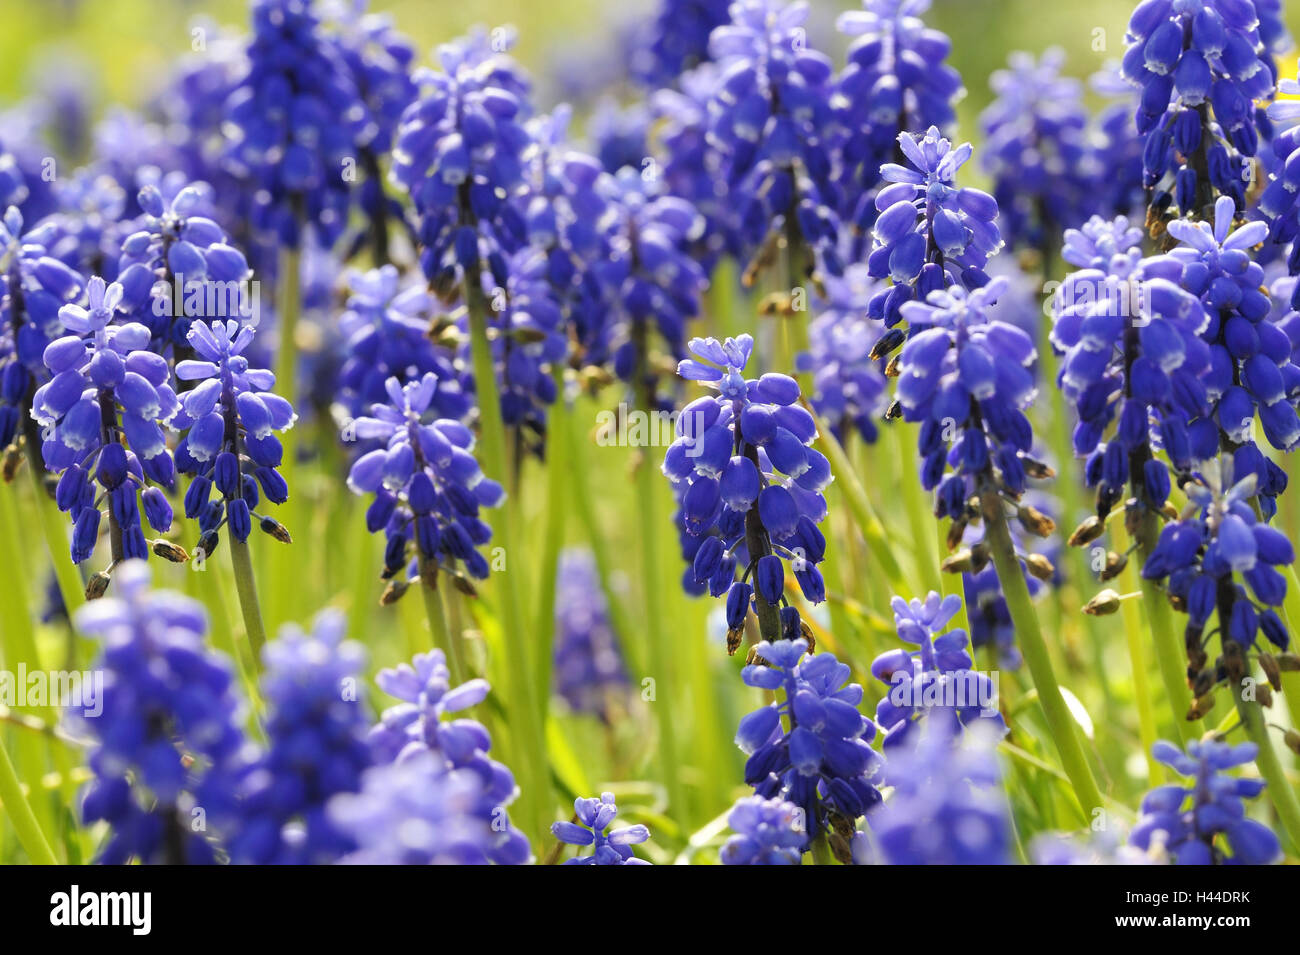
834, 0, 963, 245
552, 549, 630, 720
1163, 197, 1299, 515
1, 207, 84, 450
852, 718, 1011, 865
720, 793, 808, 864
363, 649, 531, 863
797, 264, 890, 445
1142, 457, 1293, 687
346, 373, 504, 587
869, 592, 1006, 751
225, 0, 368, 248
736, 638, 883, 853
866, 127, 1002, 327
631, 0, 730, 88
226, 611, 373, 865
590, 168, 707, 404
335, 265, 469, 422
114, 182, 254, 356
171, 319, 296, 556
1121, 0, 1275, 217
1129, 739, 1281, 864
664, 335, 832, 639
979, 48, 1099, 252
33, 276, 180, 568
551, 792, 652, 865
704, 0, 844, 278
391, 26, 532, 296
75, 561, 246, 864
1050, 215, 1212, 520
1088, 64, 1150, 221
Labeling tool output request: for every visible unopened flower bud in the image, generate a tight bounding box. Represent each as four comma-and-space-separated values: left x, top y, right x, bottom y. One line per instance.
1187, 694, 1215, 720
85, 572, 111, 600
1259, 652, 1282, 692
152, 539, 190, 563
1083, 588, 1122, 616
1069, 515, 1105, 548
1017, 505, 1056, 538
1024, 553, 1056, 581
258, 516, 292, 544
380, 578, 409, 606
1098, 550, 1128, 581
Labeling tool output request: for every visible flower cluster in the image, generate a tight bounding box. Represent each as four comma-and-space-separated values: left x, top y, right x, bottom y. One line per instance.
34, 276, 179, 569
735, 638, 883, 854
1122, 0, 1274, 217
867, 127, 1002, 325
346, 373, 503, 588
869, 592, 1005, 750
76, 561, 246, 864
227, 611, 373, 865
175, 318, 296, 556
1142, 457, 1293, 695
551, 792, 652, 865
552, 549, 629, 720
854, 718, 1011, 865
664, 334, 831, 644
1129, 739, 1281, 864
719, 794, 808, 864
979, 49, 1098, 251
834, 0, 963, 246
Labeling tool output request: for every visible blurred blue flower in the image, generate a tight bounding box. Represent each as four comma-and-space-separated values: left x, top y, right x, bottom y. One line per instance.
719, 793, 807, 864
552, 792, 651, 865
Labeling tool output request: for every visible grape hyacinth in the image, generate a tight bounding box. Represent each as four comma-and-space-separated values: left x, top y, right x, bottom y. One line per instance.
75, 561, 246, 864
735, 638, 883, 857
552, 549, 629, 720
175, 318, 296, 557
664, 334, 832, 647
869, 591, 1006, 751
228, 610, 373, 865
854, 718, 1012, 865
719, 793, 808, 864
979, 48, 1098, 252
1121, 0, 1275, 219
867, 127, 1002, 327
632, 0, 730, 88
1128, 738, 1281, 864
33, 276, 180, 575
346, 372, 504, 589
834, 0, 963, 244
551, 792, 651, 865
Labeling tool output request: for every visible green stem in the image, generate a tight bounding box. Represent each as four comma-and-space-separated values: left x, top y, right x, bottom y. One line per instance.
809, 832, 832, 865
418, 566, 464, 686
983, 490, 1103, 823
270, 242, 302, 630
895, 422, 941, 595
464, 273, 549, 841
24, 457, 83, 617
531, 376, 568, 709
1234, 693, 1300, 856
1114, 524, 1163, 784
0, 735, 57, 865
228, 537, 268, 666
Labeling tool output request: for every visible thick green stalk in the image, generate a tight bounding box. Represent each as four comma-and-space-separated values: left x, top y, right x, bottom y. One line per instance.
894, 423, 941, 595
464, 274, 549, 840
982, 489, 1103, 823
270, 243, 302, 630
530, 369, 569, 709
418, 567, 464, 686
1234, 692, 1300, 856
228, 537, 268, 666
1134, 510, 1200, 743
0, 735, 57, 865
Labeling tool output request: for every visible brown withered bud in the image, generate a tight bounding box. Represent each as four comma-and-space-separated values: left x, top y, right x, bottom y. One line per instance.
1160, 502, 1179, 521
258, 517, 293, 544
884, 355, 901, 378
380, 578, 409, 606
1097, 485, 1123, 521
419, 561, 439, 592
1259, 652, 1282, 692
726, 628, 745, 656
1276, 652, 1300, 672
757, 291, 792, 317
1257, 682, 1274, 708
450, 572, 479, 598
885, 399, 902, 420
1020, 456, 1055, 480
1285, 729, 1300, 757
742, 231, 783, 288
1187, 694, 1215, 720
1186, 631, 1208, 672
1083, 588, 1122, 616
152, 539, 190, 563
1024, 553, 1056, 581
196, 529, 220, 561
1223, 640, 1246, 687
85, 572, 111, 601
1191, 668, 1215, 698
800, 621, 816, 654
1068, 515, 1106, 548
1098, 550, 1128, 582
1017, 505, 1056, 538
945, 518, 969, 552
2, 447, 22, 483
941, 549, 973, 574
180, 753, 195, 770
